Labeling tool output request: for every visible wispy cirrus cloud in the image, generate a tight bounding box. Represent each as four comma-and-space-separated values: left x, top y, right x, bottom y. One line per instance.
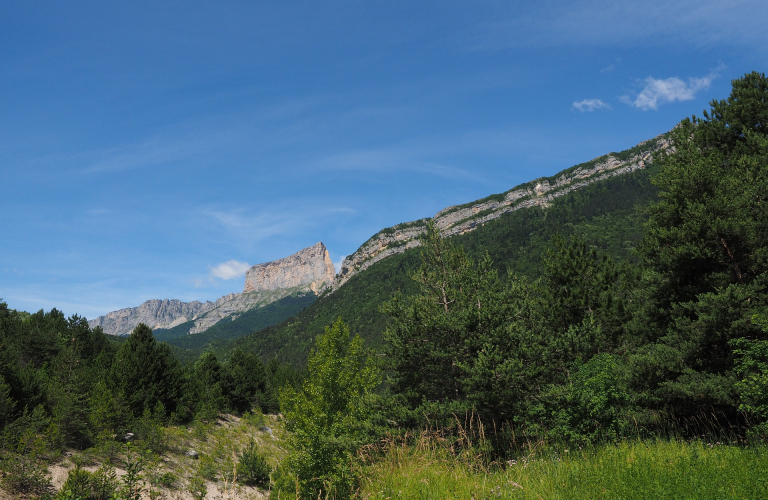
572, 99, 611, 112
469, 0, 768, 50
209, 260, 251, 280
623, 74, 714, 111
202, 203, 356, 245
314, 147, 477, 182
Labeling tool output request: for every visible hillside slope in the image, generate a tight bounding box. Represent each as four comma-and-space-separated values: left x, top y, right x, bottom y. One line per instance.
335, 133, 668, 287
222, 163, 659, 365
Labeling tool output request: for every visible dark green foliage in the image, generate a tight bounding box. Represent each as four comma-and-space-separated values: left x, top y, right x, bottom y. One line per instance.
383, 223, 630, 428
382, 221, 527, 418
226, 348, 270, 414
544, 353, 634, 444
633, 72, 768, 418
0, 303, 122, 455
731, 314, 768, 433
224, 165, 657, 368
190, 352, 227, 422
543, 234, 633, 352
154, 292, 316, 358
109, 323, 183, 419
0, 374, 14, 429
237, 439, 270, 487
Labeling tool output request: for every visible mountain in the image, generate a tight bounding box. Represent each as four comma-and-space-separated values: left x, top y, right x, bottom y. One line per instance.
218, 133, 668, 365
89, 242, 335, 337
91, 132, 668, 359
245, 241, 335, 294
334, 133, 670, 287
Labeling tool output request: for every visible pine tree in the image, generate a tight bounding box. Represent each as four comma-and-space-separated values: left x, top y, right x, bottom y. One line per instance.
633, 72, 768, 417
109, 323, 182, 418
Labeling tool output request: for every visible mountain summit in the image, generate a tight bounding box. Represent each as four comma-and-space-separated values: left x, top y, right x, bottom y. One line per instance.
244, 242, 335, 294
89, 242, 335, 336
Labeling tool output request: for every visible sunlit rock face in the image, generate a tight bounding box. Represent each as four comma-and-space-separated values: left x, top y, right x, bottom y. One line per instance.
89, 242, 336, 336
243, 242, 335, 294
88, 298, 216, 336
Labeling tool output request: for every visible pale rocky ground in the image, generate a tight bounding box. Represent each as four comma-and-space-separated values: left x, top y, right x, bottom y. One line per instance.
19, 414, 286, 500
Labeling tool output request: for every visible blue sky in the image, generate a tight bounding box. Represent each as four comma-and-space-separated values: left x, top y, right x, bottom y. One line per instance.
2, 0, 767, 319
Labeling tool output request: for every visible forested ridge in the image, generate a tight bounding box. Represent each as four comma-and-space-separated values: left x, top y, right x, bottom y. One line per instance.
222, 158, 659, 365
1, 72, 768, 499
267, 72, 768, 499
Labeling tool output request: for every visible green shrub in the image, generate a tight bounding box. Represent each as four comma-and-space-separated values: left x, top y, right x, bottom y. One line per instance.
569, 353, 632, 441
243, 409, 266, 428
732, 314, 768, 435
278, 318, 381, 499
237, 439, 270, 487
90, 464, 119, 500
0, 450, 52, 496
154, 471, 177, 489
188, 473, 207, 500
197, 454, 218, 481
134, 403, 167, 455
119, 451, 145, 500
55, 464, 93, 500
540, 353, 633, 444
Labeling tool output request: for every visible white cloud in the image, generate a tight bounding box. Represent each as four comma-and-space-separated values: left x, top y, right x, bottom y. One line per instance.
209, 260, 251, 280
625, 75, 714, 111
572, 99, 611, 112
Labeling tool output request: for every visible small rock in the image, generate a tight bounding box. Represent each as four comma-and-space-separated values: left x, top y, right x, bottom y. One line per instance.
121, 433, 134, 442
259, 426, 272, 435
186, 450, 199, 459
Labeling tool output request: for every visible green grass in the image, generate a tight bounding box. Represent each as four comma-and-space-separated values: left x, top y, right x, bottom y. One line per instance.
357, 438, 768, 499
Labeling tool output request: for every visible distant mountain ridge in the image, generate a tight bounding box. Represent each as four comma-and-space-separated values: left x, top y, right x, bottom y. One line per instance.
89, 242, 335, 336
91, 132, 670, 341
334, 133, 671, 287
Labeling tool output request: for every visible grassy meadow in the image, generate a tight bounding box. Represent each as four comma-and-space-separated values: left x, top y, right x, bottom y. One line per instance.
356, 436, 768, 499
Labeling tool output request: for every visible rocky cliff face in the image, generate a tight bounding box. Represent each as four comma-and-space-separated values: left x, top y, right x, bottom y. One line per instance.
335, 134, 671, 287
244, 242, 335, 293
88, 298, 223, 337
90, 242, 336, 336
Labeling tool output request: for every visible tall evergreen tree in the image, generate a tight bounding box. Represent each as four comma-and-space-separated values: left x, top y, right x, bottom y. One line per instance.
226, 348, 268, 414
633, 72, 768, 416
109, 323, 182, 418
